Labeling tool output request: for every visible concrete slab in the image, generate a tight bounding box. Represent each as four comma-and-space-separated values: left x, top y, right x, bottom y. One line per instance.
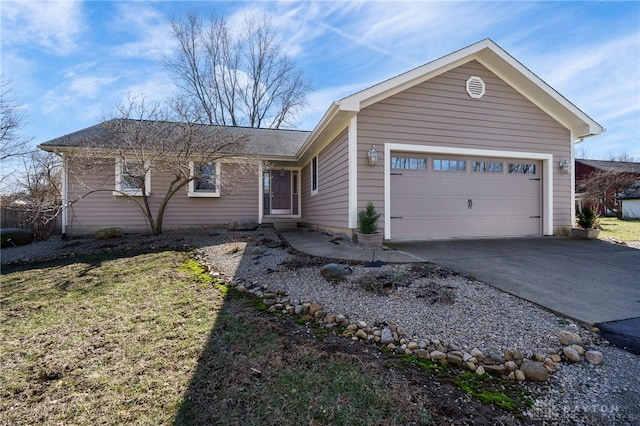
387, 237, 640, 325
279, 229, 421, 263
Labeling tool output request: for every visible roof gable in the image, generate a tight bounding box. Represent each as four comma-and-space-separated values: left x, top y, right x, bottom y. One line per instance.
326, 39, 603, 141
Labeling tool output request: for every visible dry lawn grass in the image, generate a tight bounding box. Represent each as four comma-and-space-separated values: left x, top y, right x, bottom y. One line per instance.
1, 245, 522, 425
1, 250, 223, 425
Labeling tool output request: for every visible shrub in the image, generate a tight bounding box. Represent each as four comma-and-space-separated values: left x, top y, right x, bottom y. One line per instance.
358, 202, 381, 234
576, 205, 598, 229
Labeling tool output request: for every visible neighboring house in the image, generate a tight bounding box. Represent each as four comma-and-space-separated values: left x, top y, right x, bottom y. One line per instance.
618, 182, 640, 220
39, 39, 603, 240
575, 159, 640, 216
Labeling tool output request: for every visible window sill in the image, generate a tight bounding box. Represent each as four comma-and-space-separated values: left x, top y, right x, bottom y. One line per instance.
188, 192, 220, 198
113, 190, 148, 197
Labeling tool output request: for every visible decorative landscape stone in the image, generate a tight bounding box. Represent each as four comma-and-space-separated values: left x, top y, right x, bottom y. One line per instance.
0, 228, 35, 247
227, 218, 259, 231
95, 227, 122, 240
205, 257, 605, 384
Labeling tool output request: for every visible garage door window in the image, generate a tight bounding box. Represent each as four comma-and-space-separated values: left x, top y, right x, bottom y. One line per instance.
392, 156, 427, 170
509, 163, 536, 174
472, 161, 503, 173
434, 159, 466, 172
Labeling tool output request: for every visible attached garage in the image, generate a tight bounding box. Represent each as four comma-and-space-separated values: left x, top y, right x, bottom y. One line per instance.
384, 144, 553, 240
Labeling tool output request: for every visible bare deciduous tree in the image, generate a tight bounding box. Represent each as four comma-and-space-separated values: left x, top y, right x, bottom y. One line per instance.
578, 156, 640, 217
66, 97, 259, 235
3, 151, 62, 239
164, 11, 310, 129
1, 75, 31, 170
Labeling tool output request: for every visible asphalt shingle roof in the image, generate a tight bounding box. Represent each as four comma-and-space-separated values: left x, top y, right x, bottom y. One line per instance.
38, 120, 311, 159
576, 159, 640, 174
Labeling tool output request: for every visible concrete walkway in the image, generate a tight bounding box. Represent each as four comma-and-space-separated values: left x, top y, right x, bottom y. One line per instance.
279, 229, 421, 263
279, 230, 640, 353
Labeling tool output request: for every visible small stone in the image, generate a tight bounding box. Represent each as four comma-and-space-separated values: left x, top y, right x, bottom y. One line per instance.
404, 348, 413, 356
250, 246, 267, 255
387, 343, 396, 350
585, 350, 604, 365
470, 348, 484, 361
505, 361, 518, 371
512, 349, 523, 361
483, 364, 506, 374
446, 353, 463, 364
571, 344, 585, 355
416, 349, 430, 360
558, 331, 583, 346
336, 314, 346, 323
465, 361, 477, 371
515, 370, 526, 381
325, 315, 336, 324
475, 365, 486, 376
320, 263, 352, 281
407, 341, 418, 351
521, 361, 549, 381
430, 350, 446, 360
418, 341, 428, 350
357, 320, 367, 329
533, 353, 546, 362
543, 359, 557, 370
355, 329, 368, 340
346, 324, 358, 332
309, 301, 322, 315
508, 372, 516, 380
463, 352, 473, 362
550, 354, 562, 363
488, 351, 504, 363
504, 350, 514, 361
380, 327, 394, 345
563, 346, 581, 362
262, 298, 276, 306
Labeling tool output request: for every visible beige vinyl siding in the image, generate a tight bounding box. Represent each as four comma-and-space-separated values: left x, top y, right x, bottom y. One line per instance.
358, 60, 572, 231
65, 159, 258, 235
301, 130, 350, 228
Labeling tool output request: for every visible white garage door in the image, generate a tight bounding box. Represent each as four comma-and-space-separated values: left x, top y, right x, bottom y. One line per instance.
390, 153, 541, 240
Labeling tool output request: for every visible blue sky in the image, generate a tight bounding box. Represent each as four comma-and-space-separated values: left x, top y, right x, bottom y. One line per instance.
2, 0, 639, 160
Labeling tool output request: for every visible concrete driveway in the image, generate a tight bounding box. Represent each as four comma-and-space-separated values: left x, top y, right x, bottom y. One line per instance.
387, 237, 640, 326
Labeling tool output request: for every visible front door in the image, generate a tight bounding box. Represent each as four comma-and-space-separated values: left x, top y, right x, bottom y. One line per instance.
271, 170, 291, 214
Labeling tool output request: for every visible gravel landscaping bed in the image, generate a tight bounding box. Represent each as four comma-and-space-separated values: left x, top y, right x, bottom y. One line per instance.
3, 227, 639, 424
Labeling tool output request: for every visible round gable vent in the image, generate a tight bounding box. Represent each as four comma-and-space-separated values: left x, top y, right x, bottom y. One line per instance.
466, 76, 485, 99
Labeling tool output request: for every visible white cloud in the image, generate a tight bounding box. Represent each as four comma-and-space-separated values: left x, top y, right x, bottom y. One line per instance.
1, 0, 85, 55
107, 3, 176, 60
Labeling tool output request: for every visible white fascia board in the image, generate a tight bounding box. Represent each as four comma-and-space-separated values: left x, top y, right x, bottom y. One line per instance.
296, 102, 341, 158
384, 143, 554, 239
474, 47, 603, 137
339, 42, 491, 112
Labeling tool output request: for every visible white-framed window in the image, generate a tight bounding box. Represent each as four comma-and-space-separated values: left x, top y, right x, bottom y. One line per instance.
472, 161, 503, 173
391, 156, 427, 170
509, 163, 536, 174
188, 161, 220, 197
114, 158, 150, 196
311, 155, 318, 195
433, 158, 466, 172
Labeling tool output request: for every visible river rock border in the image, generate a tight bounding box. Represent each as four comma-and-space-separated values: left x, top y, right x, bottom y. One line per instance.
208, 264, 605, 383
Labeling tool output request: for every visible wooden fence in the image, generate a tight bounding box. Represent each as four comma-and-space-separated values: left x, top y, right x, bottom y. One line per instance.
1, 206, 62, 240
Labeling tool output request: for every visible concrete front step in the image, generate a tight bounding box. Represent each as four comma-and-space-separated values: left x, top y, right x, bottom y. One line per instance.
272, 222, 300, 231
